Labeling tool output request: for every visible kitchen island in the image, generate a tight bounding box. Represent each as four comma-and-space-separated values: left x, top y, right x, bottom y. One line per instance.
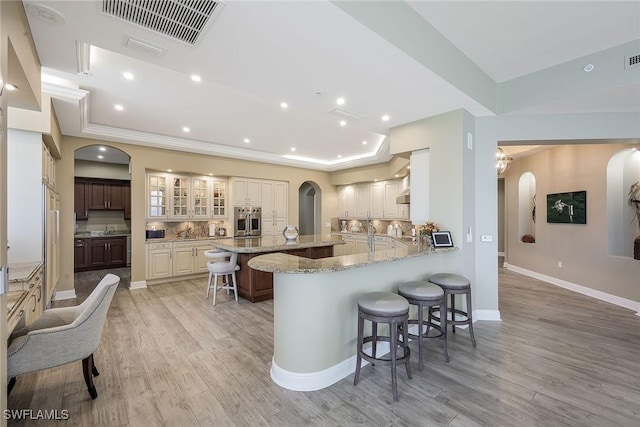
248, 245, 457, 391
213, 234, 345, 302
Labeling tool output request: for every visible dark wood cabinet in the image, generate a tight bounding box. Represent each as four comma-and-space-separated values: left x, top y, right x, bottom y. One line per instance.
74, 181, 89, 220
123, 184, 131, 219
237, 245, 334, 302
74, 238, 89, 270
75, 236, 127, 272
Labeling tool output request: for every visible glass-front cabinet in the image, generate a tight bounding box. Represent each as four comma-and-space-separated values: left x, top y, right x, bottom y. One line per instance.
170, 175, 211, 220
147, 172, 168, 219
171, 175, 191, 218
211, 179, 226, 218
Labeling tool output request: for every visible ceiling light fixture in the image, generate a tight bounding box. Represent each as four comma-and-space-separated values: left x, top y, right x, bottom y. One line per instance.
97, 155, 104, 159
291, 147, 296, 152
243, 138, 250, 143
123, 72, 134, 80
496, 147, 513, 174
382, 115, 390, 122
362, 140, 367, 145
336, 97, 345, 105
583, 63, 594, 72
99, 146, 107, 152
280, 102, 288, 109
337, 154, 342, 158
339, 120, 347, 127
167, 169, 173, 172
4, 83, 18, 91
182, 127, 190, 132
191, 74, 202, 82
114, 104, 124, 111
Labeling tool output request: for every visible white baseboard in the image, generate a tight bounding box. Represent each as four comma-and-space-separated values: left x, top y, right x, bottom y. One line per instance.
498, 252, 505, 257
270, 342, 391, 391
53, 289, 76, 301
129, 280, 147, 290
506, 264, 640, 316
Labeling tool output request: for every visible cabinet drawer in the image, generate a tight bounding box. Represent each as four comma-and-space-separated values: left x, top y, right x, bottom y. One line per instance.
148, 242, 172, 250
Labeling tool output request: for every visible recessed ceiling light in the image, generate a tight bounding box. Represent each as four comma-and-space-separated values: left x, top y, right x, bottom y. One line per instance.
583, 63, 594, 72
336, 97, 345, 105
290, 147, 296, 152
122, 72, 134, 80
97, 155, 104, 159
362, 140, 367, 145
337, 154, 342, 158
243, 138, 250, 143
191, 74, 202, 82
114, 104, 124, 111
209, 173, 213, 176
5, 83, 18, 91
339, 120, 347, 127
382, 115, 390, 122
394, 174, 400, 178
407, 165, 411, 170
182, 127, 190, 133
99, 146, 107, 152
280, 102, 288, 109
167, 169, 173, 172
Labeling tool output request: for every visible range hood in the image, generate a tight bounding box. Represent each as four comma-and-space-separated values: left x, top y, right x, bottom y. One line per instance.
396, 188, 410, 204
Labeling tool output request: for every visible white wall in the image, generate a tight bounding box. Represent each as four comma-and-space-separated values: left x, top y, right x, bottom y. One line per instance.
7, 129, 43, 263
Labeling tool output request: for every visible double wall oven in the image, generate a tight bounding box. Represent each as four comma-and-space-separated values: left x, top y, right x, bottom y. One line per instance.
234, 207, 261, 237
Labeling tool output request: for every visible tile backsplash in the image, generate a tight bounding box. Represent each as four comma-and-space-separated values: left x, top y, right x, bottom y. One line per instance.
146, 220, 230, 239
76, 210, 130, 234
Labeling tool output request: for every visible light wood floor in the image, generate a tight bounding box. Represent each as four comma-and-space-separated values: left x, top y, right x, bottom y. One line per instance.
7, 267, 640, 426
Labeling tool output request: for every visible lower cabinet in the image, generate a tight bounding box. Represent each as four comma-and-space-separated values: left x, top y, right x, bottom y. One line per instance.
10, 264, 44, 327
146, 240, 214, 280
74, 236, 127, 272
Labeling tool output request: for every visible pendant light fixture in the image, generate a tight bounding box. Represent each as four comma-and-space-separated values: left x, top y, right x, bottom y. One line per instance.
496, 147, 513, 174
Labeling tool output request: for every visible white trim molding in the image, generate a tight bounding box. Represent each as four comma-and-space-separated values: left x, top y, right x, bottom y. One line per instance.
270, 343, 390, 391
129, 280, 147, 290
53, 289, 77, 301
506, 264, 640, 316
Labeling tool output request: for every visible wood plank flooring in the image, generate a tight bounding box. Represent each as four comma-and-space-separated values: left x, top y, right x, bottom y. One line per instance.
6, 267, 640, 426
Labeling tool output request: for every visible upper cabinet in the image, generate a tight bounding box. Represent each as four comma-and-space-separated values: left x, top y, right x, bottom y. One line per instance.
75, 178, 130, 217
231, 177, 262, 207
42, 143, 56, 189
262, 180, 288, 236
146, 172, 228, 221
337, 179, 409, 220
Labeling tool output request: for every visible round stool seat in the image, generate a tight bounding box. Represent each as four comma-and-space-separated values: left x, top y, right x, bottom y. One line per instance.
398, 281, 444, 301
207, 260, 240, 274
428, 273, 470, 289
357, 292, 409, 317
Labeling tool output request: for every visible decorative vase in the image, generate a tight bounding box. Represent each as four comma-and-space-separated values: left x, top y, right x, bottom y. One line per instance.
634, 236, 640, 260
283, 225, 299, 240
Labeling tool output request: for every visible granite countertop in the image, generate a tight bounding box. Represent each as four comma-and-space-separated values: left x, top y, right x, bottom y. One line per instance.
146, 236, 230, 243
75, 232, 131, 238
212, 234, 345, 253
331, 231, 416, 243
248, 246, 456, 274
8, 261, 43, 283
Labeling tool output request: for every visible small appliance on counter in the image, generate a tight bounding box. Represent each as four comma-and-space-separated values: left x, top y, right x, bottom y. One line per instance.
340, 220, 347, 233
209, 223, 216, 237
218, 225, 226, 236
146, 229, 165, 239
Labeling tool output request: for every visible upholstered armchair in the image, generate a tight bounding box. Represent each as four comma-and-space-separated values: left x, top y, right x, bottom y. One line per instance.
7, 273, 120, 400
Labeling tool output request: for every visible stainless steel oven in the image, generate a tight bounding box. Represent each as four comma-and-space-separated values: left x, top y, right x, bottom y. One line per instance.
234, 206, 261, 237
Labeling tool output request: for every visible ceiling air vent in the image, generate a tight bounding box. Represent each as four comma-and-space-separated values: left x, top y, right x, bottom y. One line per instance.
102, 0, 224, 46
625, 53, 640, 70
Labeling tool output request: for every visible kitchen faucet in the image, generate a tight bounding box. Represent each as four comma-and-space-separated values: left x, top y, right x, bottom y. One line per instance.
366, 213, 375, 253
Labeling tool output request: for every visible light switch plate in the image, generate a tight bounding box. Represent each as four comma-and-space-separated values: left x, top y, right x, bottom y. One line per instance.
481, 235, 493, 242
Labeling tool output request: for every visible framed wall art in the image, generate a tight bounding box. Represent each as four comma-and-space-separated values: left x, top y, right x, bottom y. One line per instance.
546, 191, 587, 224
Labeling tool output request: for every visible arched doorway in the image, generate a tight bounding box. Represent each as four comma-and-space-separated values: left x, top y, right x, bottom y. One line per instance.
73, 145, 131, 282
298, 181, 322, 235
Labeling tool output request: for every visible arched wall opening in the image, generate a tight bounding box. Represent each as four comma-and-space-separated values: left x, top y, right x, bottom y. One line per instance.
607, 148, 640, 257
298, 181, 322, 235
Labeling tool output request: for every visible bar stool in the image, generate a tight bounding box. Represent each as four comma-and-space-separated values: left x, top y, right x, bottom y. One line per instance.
428, 273, 476, 347
354, 291, 412, 402
205, 250, 239, 305
398, 280, 449, 370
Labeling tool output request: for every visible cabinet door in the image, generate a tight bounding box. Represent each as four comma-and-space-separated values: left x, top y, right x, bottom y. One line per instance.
173, 247, 195, 276
108, 237, 127, 265
171, 175, 191, 218
338, 186, 356, 217
370, 182, 384, 218
89, 238, 109, 267
262, 180, 275, 219
88, 182, 108, 209
147, 173, 168, 219
354, 236, 370, 254
194, 244, 212, 273
108, 183, 125, 210
191, 176, 210, 218
247, 179, 262, 206
356, 184, 371, 217
123, 183, 131, 219
383, 181, 399, 218
147, 249, 172, 279
211, 179, 227, 218
74, 180, 89, 220
74, 238, 89, 270
274, 181, 288, 218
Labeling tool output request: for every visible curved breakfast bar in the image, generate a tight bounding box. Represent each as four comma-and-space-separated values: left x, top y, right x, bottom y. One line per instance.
248, 240, 456, 391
